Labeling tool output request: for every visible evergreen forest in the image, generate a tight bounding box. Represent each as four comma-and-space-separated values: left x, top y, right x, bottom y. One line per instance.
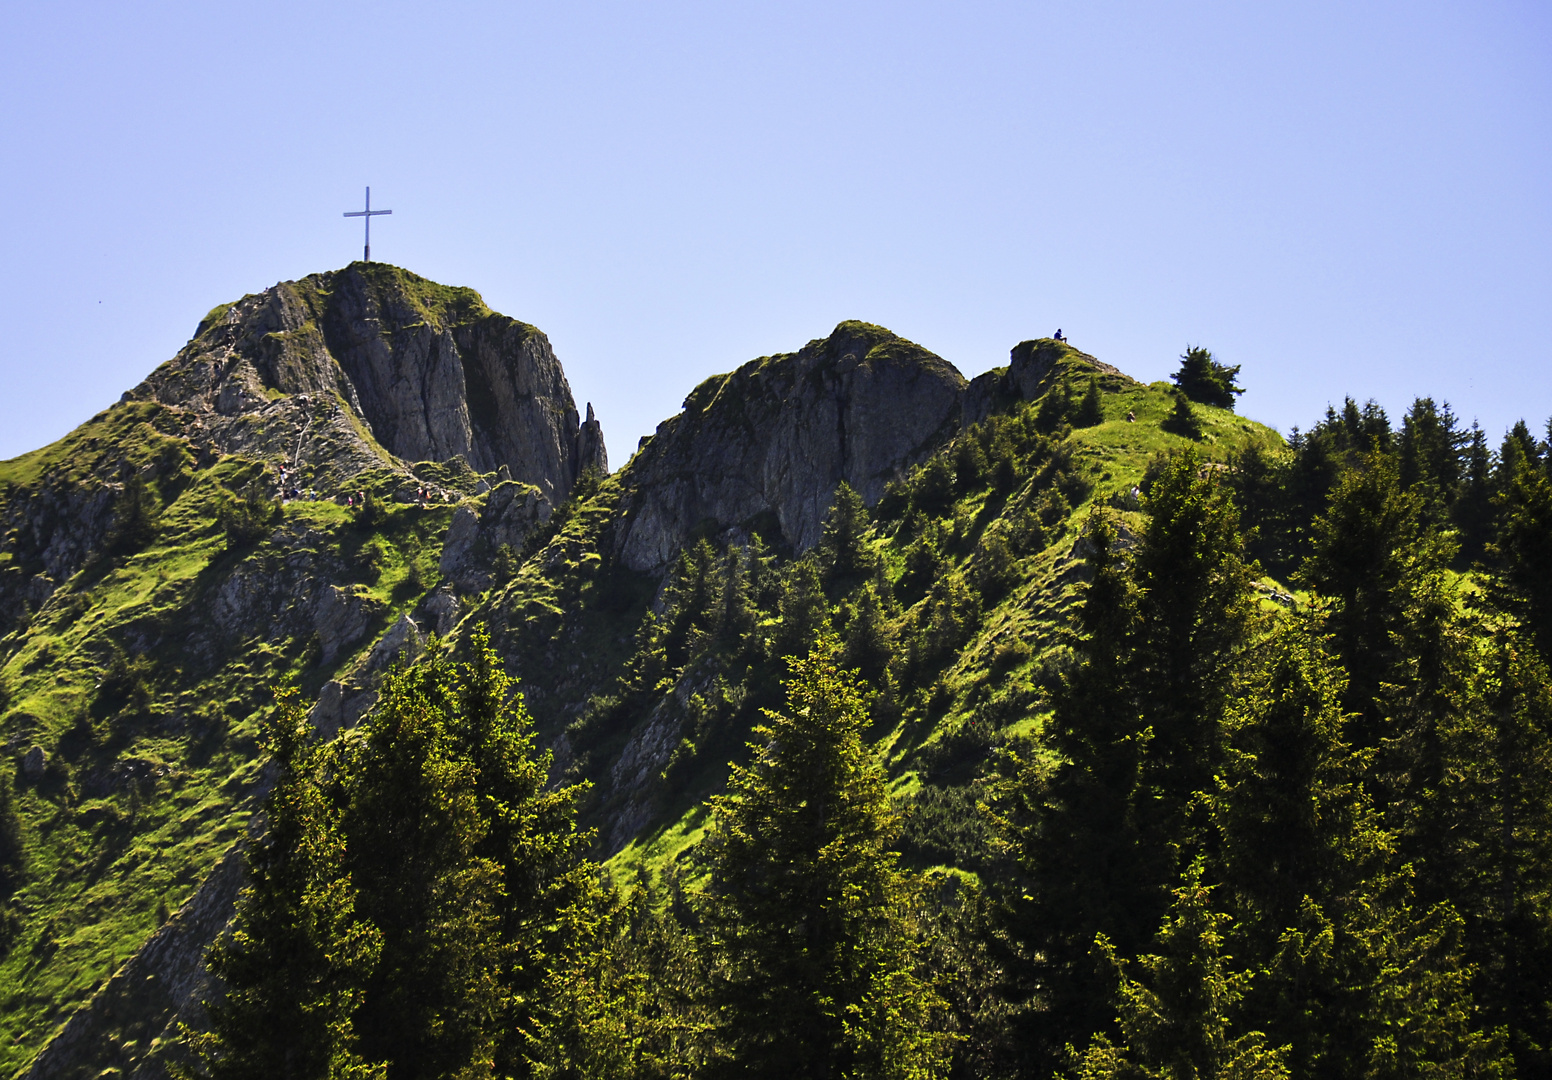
168, 378, 1552, 1079
0, 271, 1548, 1080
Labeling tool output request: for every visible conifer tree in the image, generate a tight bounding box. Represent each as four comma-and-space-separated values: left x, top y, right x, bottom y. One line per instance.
1433, 631, 1552, 1073
1162, 394, 1204, 440
1489, 455, 1552, 661
699, 643, 952, 1079
774, 554, 831, 660
1171, 346, 1244, 410
1297, 448, 1455, 752
1037, 377, 1074, 433
1130, 450, 1253, 814
1071, 862, 1289, 1080
180, 691, 383, 1080
820, 482, 875, 584
1074, 376, 1104, 428
342, 631, 592, 1080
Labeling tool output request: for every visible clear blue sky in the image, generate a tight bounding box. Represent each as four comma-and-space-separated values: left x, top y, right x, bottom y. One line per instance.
2, 0, 1548, 465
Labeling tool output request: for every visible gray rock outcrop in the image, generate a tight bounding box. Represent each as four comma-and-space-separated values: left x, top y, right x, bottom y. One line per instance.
613, 321, 966, 571
132, 262, 606, 499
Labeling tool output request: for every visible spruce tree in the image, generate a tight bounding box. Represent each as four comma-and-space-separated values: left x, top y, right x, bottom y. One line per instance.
342, 631, 592, 1080
1162, 394, 1204, 440
1074, 376, 1104, 428
820, 482, 875, 584
1171, 346, 1244, 410
1071, 862, 1289, 1080
1297, 448, 1456, 752
774, 554, 831, 660
1433, 631, 1552, 1073
1489, 455, 1552, 661
699, 643, 952, 1079
180, 691, 383, 1080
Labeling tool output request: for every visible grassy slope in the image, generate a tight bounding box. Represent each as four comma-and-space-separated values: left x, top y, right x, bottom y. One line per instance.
0, 343, 1287, 1076
600, 357, 1287, 887
0, 451, 455, 1074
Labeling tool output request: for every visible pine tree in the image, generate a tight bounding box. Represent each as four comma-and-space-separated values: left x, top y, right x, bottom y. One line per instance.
342, 631, 592, 1080
820, 482, 876, 584
1071, 862, 1289, 1080
1171, 346, 1244, 411
179, 690, 383, 1080
699, 644, 953, 1079
1162, 394, 1204, 440
1074, 376, 1105, 428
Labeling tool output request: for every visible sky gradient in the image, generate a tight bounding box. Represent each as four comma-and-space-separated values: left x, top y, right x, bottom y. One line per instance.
2, 0, 1548, 465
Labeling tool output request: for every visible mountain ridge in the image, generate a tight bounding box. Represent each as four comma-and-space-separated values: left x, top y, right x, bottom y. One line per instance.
0, 266, 1283, 1079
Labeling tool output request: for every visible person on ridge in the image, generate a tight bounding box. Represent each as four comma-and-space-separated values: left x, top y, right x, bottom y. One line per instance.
1054, 328, 1065, 342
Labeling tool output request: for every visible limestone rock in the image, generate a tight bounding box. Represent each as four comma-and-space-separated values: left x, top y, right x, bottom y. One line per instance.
134, 262, 603, 499
423, 585, 461, 637
575, 402, 609, 478
311, 585, 380, 666
614, 321, 966, 571
439, 505, 480, 576
364, 613, 424, 674
22, 745, 45, 780
964, 338, 1133, 427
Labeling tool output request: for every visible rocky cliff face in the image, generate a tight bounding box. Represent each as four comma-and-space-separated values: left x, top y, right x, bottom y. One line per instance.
133, 262, 602, 499
613, 321, 967, 570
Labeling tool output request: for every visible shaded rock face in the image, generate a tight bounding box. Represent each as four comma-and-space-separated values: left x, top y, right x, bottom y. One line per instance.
136, 262, 602, 500
614, 321, 967, 571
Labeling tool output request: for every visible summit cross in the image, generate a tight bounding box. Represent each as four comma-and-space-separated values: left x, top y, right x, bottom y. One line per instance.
343, 187, 392, 262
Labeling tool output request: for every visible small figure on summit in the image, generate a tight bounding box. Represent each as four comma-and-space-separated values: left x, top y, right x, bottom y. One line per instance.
1054, 329, 1066, 342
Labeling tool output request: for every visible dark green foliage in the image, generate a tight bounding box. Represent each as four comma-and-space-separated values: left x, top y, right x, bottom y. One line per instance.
773, 554, 830, 661
699, 644, 954, 1079
1036, 377, 1073, 433
1074, 376, 1104, 428
1430, 632, 1552, 1072
820, 482, 875, 583
350, 492, 388, 530
531, 877, 712, 1078
109, 475, 160, 554
991, 452, 1254, 1072
1297, 449, 1455, 750
1071, 863, 1289, 1079
1161, 393, 1204, 440
1171, 346, 1243, 410
183, 631, 592, 1080
1489, 455, 1552, 660
220, 485, 283, 548
179, 689, 382, 1080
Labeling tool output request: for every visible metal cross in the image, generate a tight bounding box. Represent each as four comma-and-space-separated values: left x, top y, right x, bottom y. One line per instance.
343, 187, 392, 262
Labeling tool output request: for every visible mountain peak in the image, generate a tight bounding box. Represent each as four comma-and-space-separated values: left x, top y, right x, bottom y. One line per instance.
133, 263, 602, 499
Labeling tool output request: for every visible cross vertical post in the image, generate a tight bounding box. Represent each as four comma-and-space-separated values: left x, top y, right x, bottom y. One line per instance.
343, 187, 392, 262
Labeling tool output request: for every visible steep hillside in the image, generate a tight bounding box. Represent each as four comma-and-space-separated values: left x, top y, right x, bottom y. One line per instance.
0, 274, 1286, 1080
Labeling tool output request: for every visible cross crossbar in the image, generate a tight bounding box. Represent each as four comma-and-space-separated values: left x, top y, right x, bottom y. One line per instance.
342, 186, 392, 262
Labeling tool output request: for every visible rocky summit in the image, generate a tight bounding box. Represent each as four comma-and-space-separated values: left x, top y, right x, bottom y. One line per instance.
133, 262, 606, 498
0, 265, 1299, 1080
